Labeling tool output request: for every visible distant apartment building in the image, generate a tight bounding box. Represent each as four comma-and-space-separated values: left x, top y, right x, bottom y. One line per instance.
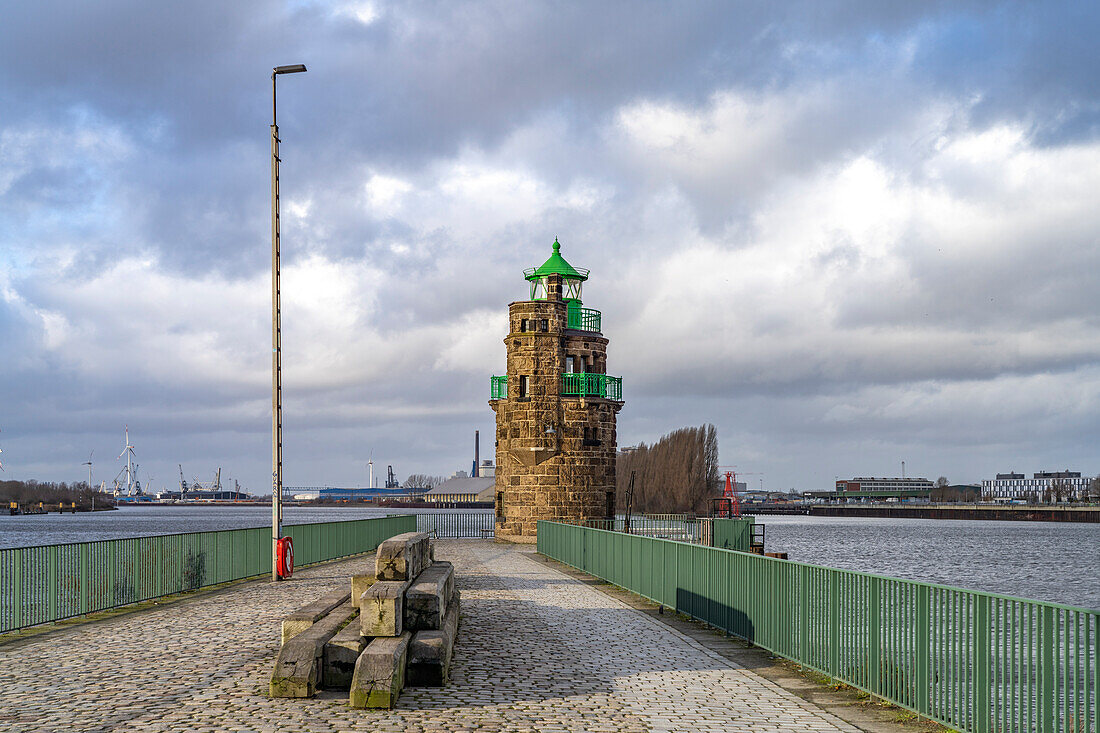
981, 471, 1092, 500
835, 477, 933, 500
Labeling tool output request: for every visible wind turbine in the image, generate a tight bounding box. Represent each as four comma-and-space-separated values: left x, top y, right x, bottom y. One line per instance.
82, 451, 94, 488
368, 450, 374, 490
118, 427, 137, 496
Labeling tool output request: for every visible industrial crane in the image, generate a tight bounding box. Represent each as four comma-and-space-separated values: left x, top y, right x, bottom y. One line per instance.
714, 466, 761, 518
385, 465, 399, 489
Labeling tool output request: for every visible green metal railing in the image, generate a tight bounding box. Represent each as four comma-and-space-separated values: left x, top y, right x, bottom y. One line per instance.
490, 375, 508, 399
565, 516, 716, 546
561, 373, 623, 400
0, 515, 415, 633
566, 303, 602, 332
411, 512, 495, 538
538, 521, 1098, 733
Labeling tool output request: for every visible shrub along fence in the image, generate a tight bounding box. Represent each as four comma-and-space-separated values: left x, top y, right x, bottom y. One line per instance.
0, 514, 415, 633
537, 520, 1098, 733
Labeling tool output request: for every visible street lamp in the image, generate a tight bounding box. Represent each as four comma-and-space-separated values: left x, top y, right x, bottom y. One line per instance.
271, 63, 307, 581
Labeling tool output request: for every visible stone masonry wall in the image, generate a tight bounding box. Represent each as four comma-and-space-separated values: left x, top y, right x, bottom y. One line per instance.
490, 278, 622, 543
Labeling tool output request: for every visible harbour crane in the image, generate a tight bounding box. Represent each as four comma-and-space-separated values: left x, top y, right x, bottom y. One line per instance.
715, 466, 761, 518
178, 464, 189, 495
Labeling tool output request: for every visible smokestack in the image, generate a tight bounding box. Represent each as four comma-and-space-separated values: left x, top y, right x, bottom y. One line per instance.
473, 430, 480, 477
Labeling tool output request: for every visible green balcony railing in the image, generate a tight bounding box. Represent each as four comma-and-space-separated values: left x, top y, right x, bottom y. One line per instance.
490, 375, 508, 399
0, 514, 416, 633
537, 521, 1100, 733
566, 303, 602, 332
561, 372, 622, 400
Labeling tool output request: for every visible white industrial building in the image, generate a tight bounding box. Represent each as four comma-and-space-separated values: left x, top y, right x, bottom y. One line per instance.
981, 471, 1092, 501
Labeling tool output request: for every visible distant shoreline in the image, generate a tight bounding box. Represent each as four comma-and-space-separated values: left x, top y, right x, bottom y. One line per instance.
743, 502, 1099, 523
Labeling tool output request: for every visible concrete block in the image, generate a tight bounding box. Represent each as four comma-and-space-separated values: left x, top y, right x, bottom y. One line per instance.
281, 588, 351, 645
351, 572, 376, 610
323, 619, 365, 689
270, 601, 358, 698
348, 632, 412, 709
360, 579, 411, 637
406, 591, 460, 687
375, 531, 430, 581
404, 561, 454, 631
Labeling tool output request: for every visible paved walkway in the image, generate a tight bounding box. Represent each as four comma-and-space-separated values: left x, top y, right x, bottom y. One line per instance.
0, 541, 864, 732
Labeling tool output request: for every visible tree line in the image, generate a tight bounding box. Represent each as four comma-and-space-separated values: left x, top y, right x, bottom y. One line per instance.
615, 424, 719, 514
0, 479, 115, 508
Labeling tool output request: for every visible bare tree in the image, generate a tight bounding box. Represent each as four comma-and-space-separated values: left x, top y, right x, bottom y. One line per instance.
616, 424, 719, 514
402, 474, 441, 489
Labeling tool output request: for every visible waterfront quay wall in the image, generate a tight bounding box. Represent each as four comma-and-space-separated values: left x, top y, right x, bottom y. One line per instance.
744, 503, 1100, 523
538, 520, 1099, 733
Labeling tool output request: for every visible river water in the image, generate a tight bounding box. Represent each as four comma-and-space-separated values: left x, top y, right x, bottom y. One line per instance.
0, 506, 1096, 610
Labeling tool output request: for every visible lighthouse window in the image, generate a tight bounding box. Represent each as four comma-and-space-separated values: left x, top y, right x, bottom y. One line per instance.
519, 375, 530, 397
566, 356, 574, 373
539, 319, 548, 332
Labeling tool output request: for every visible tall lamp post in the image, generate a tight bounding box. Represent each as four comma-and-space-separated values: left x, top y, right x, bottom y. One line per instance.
271, 63, 307, 581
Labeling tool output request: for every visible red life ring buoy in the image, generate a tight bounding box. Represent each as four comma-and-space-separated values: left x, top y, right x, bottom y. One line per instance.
276, 536, 294, 578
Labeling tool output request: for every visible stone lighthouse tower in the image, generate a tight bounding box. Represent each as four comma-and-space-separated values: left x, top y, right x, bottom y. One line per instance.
489, 239, 623, 542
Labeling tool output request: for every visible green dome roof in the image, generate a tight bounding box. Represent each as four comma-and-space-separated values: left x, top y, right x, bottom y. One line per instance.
523, 239, 589, 282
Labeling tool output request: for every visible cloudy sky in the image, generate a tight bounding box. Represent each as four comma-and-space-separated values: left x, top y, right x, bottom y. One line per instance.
1, 1, 1098, 494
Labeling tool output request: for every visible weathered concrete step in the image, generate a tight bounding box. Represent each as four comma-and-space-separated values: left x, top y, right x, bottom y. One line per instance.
360, 579, 412, 637
375, 531, 430, 581
281, 587, 350, 644
349, 631, 412, 709
270, 601, 358, 698
323, 618, 365, 689
406, 590, 460, 687
405, 561, 455, 631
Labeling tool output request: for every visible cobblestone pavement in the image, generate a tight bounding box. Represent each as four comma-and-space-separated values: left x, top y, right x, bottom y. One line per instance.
0, 541, 864, 732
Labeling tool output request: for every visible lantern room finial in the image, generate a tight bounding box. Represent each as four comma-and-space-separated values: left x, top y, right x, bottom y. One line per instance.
523, 238, 591, 302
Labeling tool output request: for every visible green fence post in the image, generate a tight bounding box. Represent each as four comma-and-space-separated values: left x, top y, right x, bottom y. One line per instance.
974, 594, 991, 733
828, 571, 840, 678
869, 575, 881, 696
79, 542, 89, 617
800, 566, 810, 666
916, 585, 930, 717
13, 548, 23, 630
1039, 604, 1054, 733
107, 541, 117, 606
46, 544, 59, 623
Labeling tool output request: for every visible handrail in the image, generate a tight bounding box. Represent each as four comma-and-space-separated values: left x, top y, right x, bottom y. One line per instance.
537, 521, 1099, 733
566, 303, 602, 332
561, 373, 622, 400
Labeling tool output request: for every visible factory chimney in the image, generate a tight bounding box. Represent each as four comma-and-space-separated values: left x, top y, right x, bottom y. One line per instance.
472, 430, 480, 477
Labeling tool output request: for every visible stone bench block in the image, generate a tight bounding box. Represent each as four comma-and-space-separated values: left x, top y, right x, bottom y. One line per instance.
281, 588, 351, 645
375, 531, 431, 581
270, 601, 358, 698
360, 579, 411, 637
351, 572, 376, 610
348, 632, 412, 709
406, 590, 460, 687
323, 619, 365, 689
405, 561, 455, 631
